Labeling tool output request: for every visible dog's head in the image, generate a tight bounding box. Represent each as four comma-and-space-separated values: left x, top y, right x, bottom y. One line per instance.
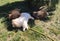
33, 10, 48, 19
8, 8, 21, 20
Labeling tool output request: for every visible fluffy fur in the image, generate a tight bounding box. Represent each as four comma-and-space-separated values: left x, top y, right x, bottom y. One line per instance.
12, 12, 34, 31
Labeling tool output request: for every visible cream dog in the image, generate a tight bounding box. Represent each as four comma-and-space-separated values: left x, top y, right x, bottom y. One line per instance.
12, 12, 34, 31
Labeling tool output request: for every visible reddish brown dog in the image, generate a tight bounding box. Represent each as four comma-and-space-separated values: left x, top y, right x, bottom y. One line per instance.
8, 8, 21, 20
33, 6, 49, 19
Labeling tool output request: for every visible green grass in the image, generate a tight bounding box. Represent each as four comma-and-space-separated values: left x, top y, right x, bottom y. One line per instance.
0, 0, 60, 41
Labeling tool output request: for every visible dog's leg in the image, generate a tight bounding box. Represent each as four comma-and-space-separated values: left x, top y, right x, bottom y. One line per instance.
22, 21, 28, 31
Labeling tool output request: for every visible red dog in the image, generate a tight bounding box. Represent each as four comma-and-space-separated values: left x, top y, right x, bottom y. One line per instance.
8, 8, 21, 20
33, 6, 49, 19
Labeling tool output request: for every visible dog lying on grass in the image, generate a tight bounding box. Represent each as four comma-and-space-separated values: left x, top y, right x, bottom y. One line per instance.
33, 6, 49, 20
12, 12, 34, 31
33, 10, 48, 19
8, 8, 21, 20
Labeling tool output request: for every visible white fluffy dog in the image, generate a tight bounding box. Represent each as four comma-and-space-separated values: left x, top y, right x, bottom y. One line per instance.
12, 12, 34, 31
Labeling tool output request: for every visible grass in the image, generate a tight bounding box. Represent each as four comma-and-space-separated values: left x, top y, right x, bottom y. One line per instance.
0, 0, 24, 6
0, 0, 60, 41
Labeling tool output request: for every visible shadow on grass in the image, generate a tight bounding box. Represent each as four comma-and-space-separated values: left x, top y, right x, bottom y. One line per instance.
0, 1, 30, 13
47, 0, 59, 12
25, 0, 59, 11
28, 19, 35, 28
